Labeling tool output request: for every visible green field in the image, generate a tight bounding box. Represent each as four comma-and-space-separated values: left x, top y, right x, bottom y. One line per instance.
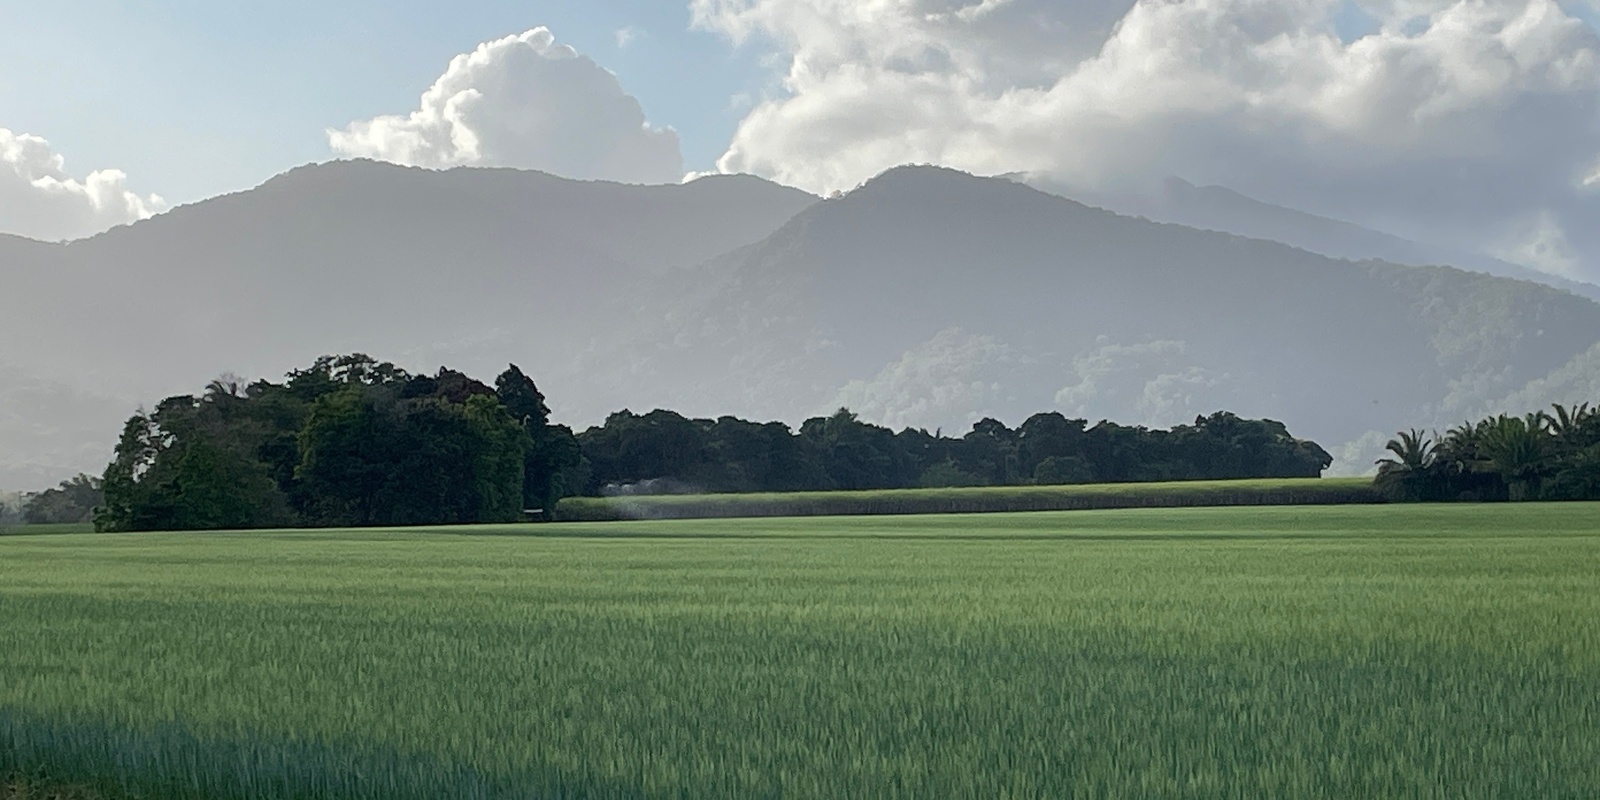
554, 476, 1381, 520
0, 523, 95, 537
2, 504, 1598, 798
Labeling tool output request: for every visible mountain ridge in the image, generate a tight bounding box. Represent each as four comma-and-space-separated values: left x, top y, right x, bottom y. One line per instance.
1021, 172, 1600, 302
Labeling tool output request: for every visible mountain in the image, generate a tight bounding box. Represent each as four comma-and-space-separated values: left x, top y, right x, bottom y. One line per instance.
0, 160, 817, 385
631, 167, 1600, 447
0, 161, 817, 488
1026, 175, 1600, 303
3, 162, 1598, 488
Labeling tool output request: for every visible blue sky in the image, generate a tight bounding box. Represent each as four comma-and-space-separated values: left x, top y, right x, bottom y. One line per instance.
1, 1, 768, 204
7, 1, 1598, 207
4, 1, 1598, 282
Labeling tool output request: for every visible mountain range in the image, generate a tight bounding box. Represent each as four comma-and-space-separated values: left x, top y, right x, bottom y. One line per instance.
3, 160, 1599, 488
1036, 175, 1600, 303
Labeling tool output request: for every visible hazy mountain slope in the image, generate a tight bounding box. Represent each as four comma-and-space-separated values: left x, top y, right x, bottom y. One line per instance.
4, 163, 1597, 488
0, 236, 124, 487
0, 161, 817, 394
1029, 175, 1600, 303
0, 370, 129, 489
1496, 342, 1600, 418
0, 163, 817, 488
641, 167, 1600, 445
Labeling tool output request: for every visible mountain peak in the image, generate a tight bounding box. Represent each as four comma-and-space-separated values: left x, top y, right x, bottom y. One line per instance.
840, 165, 1093, 215
852, 164, 991, 193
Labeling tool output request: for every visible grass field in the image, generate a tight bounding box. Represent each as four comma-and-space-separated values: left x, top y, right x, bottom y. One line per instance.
554, 476, 1382, 520
0, 523, 94, 537
1, 504, 1598, 798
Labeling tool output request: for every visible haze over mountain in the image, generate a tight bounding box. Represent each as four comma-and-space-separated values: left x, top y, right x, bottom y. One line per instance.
4, 161, 1600, 488
1023, 175, 1600, 304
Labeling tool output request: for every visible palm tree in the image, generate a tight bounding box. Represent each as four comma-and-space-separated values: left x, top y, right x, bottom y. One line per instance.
1378, 429, 1436, 472
1544, 402, 1591, 438
1544, 403, 1599, 454
1478, 415, 1550, 501
1375, 429, 1437, 501
1438, 420, 1482, 465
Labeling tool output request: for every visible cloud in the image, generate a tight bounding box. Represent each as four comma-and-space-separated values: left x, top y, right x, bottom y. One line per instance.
329, 28, 683, 184
1053, 338, 1234, 428
830, 327, 1019, 431
0, 129, 165, 242
1326, 429, 1389, 477
1489, 209, 1582, 279
615, 26, 645, 49
694, 0, 1600, 278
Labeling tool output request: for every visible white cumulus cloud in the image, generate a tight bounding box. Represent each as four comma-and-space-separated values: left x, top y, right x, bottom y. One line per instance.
694, 0, 1600, 278
329, 28, 683, 184
0, 129, 166, 242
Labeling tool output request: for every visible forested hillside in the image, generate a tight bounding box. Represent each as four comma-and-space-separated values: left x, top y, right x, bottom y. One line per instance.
638, 167, 1600, 447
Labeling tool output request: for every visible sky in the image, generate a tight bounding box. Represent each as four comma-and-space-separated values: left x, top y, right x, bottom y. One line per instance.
4, 0, 1600, 279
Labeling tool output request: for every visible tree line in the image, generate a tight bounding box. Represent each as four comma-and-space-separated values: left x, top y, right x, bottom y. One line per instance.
1375, 403, 1600, 502
89, 354, 1334, 531
574, 407, 1333, 495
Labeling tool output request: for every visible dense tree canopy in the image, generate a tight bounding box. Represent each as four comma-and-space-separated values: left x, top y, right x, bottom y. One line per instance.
576, 409, 1332, 496
97, 356, 575, 531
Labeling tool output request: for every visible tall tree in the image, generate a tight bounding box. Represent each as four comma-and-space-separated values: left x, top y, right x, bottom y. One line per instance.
496, 364, 580, 514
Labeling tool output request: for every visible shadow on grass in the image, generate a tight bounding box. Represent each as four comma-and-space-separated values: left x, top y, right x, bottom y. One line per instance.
3, 770, 105, 799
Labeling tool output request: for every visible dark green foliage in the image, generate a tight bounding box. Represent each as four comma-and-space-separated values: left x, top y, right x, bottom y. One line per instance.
576, 408, 1332, 496
168, 436, 294, 531
97, 357, 552, 531
802, 409, 916, 491
1375, 429, 1441, 502
295, 390, 524, 526
918, 461, 987, 488
704, 416, 829, 493
494, 365, 578, 515
95, 385, 297, 533
20, 476, 102, 525
1379, 402, 1600, 502
1032, 456, 1095, 486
